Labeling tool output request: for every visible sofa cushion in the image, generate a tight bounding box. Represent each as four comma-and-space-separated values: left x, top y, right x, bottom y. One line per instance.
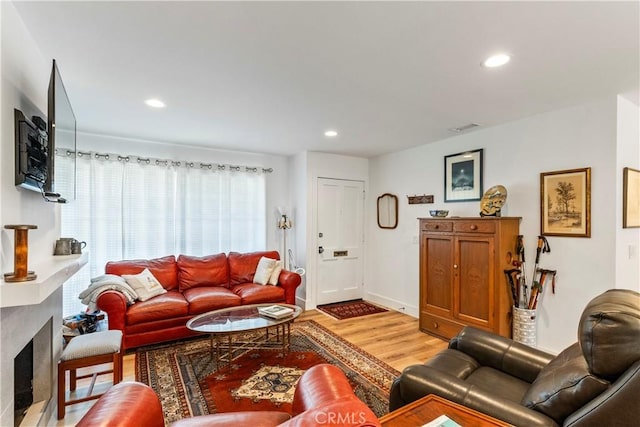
177, 253, 229, 291
126, 290, 189, 325
125, 316, 194, 335
106, 255, 178, 291
578, 289, 640, 379
522, 343, 610, 423
121, 268, 167, 301
232, 282, 285, 305
423, 349, 480, 380
228, 251, 280, 286
467, 366, 530, 403
183, 287, 242, 315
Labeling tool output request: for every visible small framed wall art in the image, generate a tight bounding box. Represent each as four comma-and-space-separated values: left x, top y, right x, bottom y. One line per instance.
444, 148, 483, 202
540, 167, 591, 237
623, 167, 640, 228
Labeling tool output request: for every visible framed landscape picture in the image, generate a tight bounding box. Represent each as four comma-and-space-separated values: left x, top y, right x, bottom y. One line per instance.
540, 167, 591, 237
444, 149, 483, 202
623, 167, 640, 228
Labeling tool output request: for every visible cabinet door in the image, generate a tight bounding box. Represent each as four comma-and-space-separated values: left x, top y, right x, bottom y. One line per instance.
454, 235, 494, 329
421, 233, 454, 317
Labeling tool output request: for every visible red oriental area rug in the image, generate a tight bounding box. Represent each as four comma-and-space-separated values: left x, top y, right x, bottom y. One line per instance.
135, 320, 398, 424
317, 299, 389, 320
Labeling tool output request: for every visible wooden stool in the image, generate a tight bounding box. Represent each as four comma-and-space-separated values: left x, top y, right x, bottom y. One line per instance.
57, 330, 123, 419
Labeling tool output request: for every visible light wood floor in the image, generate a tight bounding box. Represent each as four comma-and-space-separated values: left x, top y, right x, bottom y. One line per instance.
51, 308, 447, 426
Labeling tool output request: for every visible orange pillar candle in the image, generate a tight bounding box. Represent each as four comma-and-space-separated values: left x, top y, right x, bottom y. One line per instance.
4, 224, 37, 282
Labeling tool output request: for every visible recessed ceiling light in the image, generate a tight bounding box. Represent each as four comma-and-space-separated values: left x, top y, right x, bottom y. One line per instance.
448, 123, 480, 133
145, 98, 166, 108
482, 54, 511, 68
324, 130, 338, 137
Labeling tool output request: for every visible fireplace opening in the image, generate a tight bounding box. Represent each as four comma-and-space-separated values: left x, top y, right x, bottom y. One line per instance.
14, 340, 34, 427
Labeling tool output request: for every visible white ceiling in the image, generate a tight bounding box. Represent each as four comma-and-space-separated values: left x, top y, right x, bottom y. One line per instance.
13, 1, 640, 158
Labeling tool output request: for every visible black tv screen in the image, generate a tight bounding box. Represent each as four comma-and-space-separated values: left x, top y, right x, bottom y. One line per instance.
46, 59, 76, 199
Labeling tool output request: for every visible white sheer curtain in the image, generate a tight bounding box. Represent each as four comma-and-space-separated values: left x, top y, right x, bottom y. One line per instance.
60, 153, 266, 316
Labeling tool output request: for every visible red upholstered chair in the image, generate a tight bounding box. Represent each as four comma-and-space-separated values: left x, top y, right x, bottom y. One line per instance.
76, 364, 381, 427
76, 382, 164, 427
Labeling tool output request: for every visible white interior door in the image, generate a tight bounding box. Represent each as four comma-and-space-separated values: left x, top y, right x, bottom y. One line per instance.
316, 178, 365, 305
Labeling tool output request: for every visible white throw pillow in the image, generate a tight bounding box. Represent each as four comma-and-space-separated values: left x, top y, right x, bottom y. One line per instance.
121, 268, 166, 301
254, 257, 277, 285
268, 260, 283, 285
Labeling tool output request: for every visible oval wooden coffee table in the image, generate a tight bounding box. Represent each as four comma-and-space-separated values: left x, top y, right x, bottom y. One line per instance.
186, 303, 302, 368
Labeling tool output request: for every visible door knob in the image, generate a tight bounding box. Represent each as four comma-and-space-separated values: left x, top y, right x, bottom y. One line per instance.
318, 246, 324, 254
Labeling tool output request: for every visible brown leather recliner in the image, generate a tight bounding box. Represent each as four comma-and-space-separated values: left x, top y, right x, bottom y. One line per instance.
389, 289, 640, 427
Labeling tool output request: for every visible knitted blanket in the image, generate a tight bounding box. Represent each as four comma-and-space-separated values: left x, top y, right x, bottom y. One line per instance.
79, 274, 138, 312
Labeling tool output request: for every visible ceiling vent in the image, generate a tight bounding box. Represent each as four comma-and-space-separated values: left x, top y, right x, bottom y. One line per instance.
448, 123, 480, 133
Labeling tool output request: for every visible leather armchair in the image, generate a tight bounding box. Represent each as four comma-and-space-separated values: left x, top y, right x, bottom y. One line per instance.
390, 289, 640, 427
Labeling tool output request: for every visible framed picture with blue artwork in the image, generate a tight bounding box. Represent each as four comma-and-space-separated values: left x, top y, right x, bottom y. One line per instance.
444, 148, 483, 202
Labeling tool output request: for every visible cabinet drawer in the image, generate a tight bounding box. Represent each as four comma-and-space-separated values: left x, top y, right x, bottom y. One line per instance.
453, 220, 496, 234
420, 312, 465, 340
421, 221, 453, 232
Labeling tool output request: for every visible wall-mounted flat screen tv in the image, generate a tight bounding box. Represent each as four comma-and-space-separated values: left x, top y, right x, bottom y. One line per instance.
47, 59, 77, 201
14, 59, 76, 202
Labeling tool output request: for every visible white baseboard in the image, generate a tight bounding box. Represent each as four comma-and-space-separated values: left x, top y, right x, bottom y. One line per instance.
295, 295, 307, 310
364, 291, 418, 318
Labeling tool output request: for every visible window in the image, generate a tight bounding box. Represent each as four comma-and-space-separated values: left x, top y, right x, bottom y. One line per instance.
59, 153, 266, 316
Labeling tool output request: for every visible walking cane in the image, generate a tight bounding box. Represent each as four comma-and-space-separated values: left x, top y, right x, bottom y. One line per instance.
529, 269, 548, 310
530, 236, 550, 287
504, 269, 520, 308
515, 235, 527, 306
529, 269, 558, 309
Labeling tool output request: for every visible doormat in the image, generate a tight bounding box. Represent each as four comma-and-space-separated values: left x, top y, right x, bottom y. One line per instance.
317, 299, 388, 320
135, 320, 398, 424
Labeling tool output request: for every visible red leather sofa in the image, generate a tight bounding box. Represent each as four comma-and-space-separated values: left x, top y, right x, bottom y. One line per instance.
76, 364, 381, 427
97, 251, 302, 349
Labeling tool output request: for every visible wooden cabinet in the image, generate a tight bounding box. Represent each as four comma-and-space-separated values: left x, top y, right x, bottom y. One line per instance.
419, 217, 520, 340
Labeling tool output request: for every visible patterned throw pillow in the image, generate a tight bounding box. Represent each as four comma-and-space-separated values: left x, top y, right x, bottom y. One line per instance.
121, 268, 167, 301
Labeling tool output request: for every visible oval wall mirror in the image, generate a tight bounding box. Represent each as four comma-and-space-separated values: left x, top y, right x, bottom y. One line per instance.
377, 193, 398, 229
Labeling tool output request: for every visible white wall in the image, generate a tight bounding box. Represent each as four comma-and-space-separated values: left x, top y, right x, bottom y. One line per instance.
76, 132, 291, 252
616, 94, 640, 290
1, 1, 58, 275
367, 98, 623, 353
1, 2, 62, 425
289, 151, 308, 299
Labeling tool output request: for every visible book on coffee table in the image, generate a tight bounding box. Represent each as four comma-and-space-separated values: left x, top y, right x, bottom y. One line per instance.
422, 415, 461, 427
258, 305, 294, 319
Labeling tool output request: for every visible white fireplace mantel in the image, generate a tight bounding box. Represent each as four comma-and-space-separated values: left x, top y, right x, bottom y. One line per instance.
0, 252, 88, 308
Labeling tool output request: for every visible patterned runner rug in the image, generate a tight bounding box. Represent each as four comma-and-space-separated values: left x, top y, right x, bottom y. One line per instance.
317, 299, 389, 320
136, 320, 399, 424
